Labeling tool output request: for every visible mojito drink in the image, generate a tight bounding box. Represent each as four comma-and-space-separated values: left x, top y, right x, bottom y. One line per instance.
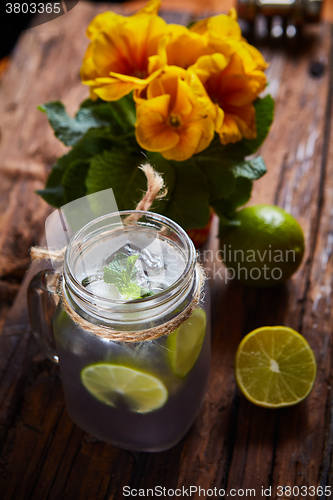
53, 211, 210, 451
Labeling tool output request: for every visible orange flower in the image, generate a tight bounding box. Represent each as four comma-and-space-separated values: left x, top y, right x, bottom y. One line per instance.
190, 51, 267, 144
190, 8, 241, 40
135, 67, 216, 161
80, 0, 167, 101
191, 9, 267, 72
163, 25, 207, 69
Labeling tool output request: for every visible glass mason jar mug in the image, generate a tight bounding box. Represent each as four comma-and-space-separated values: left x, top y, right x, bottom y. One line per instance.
28, 210, 211, 452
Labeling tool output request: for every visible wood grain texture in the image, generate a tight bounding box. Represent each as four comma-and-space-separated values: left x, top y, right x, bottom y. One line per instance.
0, 3, 332, 499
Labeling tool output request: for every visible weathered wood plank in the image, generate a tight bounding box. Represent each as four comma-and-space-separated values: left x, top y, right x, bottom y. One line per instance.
270, 24, 333, 491
0, 2, 108, 283
224, 23, 333, 494
0, 2, 102, 474
0, 3, 332, 499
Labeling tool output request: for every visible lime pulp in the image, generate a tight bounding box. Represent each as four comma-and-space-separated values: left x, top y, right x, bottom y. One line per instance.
235, 326, 317, 408
81, 363, 168, 414
167, 308, 207, 377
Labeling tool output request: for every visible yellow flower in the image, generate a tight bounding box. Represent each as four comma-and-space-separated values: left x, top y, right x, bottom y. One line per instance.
190, 8, 241, 40
135, 67, 216, 161
80, 1, 167, 101
136, 0, 161, 15
191, 9, 267, 72
190, 51, 267, 144
86, 0, 161, 40
163, 25, 207, 69
188, 8, 268, 144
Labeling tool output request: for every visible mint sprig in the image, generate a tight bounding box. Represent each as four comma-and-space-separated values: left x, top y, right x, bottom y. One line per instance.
104, 254, 151, 300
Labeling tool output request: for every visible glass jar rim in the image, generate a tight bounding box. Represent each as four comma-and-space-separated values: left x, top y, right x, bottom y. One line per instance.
63, 210, 197, 312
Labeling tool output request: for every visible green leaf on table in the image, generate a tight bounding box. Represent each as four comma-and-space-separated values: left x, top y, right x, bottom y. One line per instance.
39, 95, 136, 147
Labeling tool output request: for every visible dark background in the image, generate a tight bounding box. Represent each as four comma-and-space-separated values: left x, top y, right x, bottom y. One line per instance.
1, 0, 127, 59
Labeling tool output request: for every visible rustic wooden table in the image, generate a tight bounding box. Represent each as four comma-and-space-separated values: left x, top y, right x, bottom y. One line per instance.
0, 2, 332, 499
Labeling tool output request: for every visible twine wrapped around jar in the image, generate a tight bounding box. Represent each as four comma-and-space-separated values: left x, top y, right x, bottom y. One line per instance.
30, 164, 206, 342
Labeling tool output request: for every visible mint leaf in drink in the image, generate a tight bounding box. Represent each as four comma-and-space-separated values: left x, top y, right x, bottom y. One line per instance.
104, 254, 149, 300
126, 255, 139, 279
121, 282, 142, 301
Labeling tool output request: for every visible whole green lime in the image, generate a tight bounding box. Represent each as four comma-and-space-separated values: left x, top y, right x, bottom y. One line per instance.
219, 205, 305, 287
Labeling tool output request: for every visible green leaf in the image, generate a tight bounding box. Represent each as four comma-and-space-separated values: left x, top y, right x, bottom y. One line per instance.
231, 156, 267, 180
80, 95, 136, 133
37, 128, 117, 207
39, 102, 109, 147
241, 94, 275, 155
37, 93, 273, 227
126, 255, 139, 278
39, 95, 137, 147
62, 159, 90, 203
197, 136, 242, 165
212, 177, 253, 219
36, 162, 65, 207
86, 147, 210, 230
208, 95, 274, 161
143, 156, 210, 229
166, 161, 210, 229
104, 254, 144, 300
86, 150, 146, 210
196, 158, 236, 201
121, 282, 142, 300
65, 127, 118, 159
145, 152, 176, 214
195, 148, 265, 209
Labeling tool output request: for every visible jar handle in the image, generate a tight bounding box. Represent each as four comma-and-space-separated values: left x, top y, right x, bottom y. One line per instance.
27, 269, 60, 363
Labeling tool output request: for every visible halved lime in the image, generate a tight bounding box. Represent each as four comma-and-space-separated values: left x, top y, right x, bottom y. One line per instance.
235, 326, 317, 408
80, 363, 168, 414
167, 308, 207, 377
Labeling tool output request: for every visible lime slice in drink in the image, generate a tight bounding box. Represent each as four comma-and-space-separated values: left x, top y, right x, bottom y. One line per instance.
235, 326, 317, 408
80, 363, 168, 414
167, 308, 206, 377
